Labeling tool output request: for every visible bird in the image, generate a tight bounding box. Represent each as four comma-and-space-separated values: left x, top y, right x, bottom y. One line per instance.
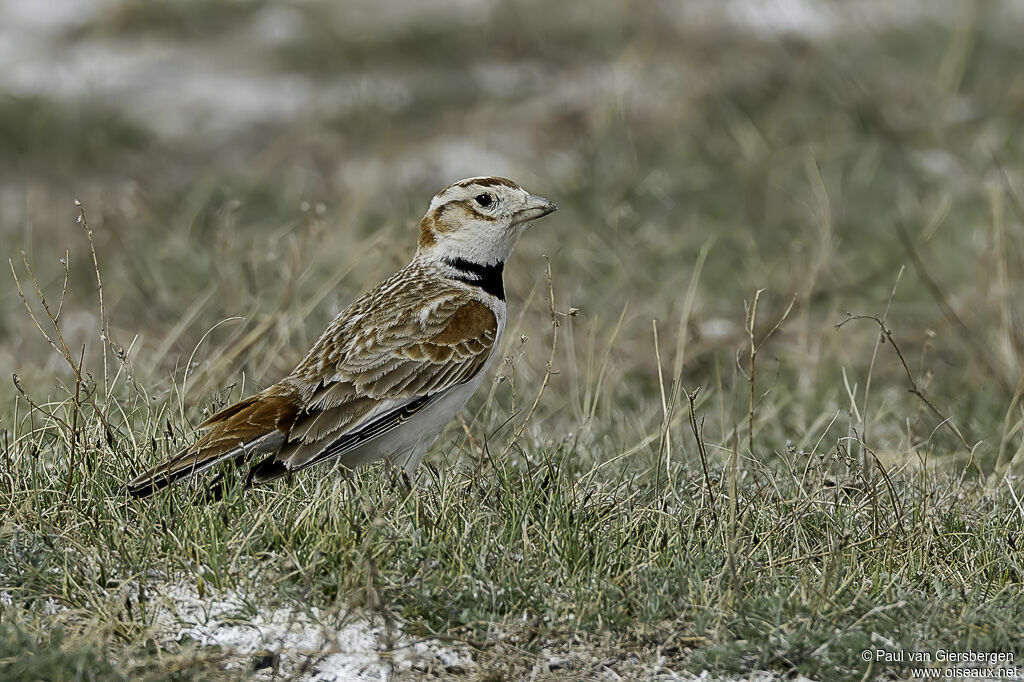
126, 176, 556, 498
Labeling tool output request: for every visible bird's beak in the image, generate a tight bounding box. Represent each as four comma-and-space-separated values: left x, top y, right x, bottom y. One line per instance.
514, 193, 557, 225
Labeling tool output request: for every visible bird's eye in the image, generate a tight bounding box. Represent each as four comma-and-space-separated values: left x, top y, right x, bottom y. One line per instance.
475, 193, 493, 208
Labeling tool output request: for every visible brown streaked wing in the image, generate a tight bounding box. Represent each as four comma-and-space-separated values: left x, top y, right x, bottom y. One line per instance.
267, 296, 499, 475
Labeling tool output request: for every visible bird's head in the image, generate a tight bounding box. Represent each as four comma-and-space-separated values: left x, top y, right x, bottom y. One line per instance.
416, 176, 556, 265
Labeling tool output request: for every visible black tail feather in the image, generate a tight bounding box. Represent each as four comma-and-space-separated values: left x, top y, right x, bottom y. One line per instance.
245, 455, 290, 487
127, 449, 251, 500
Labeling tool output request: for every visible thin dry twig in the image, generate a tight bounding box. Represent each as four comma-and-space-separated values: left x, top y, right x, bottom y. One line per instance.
895, 224, 1012, 397
53, 250, 70, 322
10, 255, 65, 357
77, 202, 110, 396
8, 205, 119, 486
746, 289, 764, 456
854, 432, 905, 527
652, 240, 714, 493
11, 374, 73, 433
502, 257, 561, 457
836, 314, 973, 455
456, 413, 483, 459
743, 290, 796, 455
653, 320, 672, 488
65, 344, 87, 496
686, 388, 717, 521
861, 267, 904, 455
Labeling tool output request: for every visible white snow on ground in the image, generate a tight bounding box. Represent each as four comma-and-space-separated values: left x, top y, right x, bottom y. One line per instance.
153, 579, 472, 681
692, 667, 819, 679
147, 578, 822, 680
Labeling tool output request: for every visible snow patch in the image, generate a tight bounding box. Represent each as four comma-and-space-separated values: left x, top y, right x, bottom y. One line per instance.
154, 579, 472, 680
692, 672, 816, 682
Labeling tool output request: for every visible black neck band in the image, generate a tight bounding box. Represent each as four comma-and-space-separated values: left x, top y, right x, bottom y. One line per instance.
444, 257, 505, 300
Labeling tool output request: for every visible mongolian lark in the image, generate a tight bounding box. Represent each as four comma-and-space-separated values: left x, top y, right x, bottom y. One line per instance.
127, 176, 556, 498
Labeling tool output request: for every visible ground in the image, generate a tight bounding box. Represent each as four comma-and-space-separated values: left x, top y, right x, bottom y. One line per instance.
2, 0, 1024, 680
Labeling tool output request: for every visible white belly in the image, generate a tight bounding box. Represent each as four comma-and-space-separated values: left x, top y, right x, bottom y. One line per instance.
336, 297, 505, 476
334, 372, 486, 474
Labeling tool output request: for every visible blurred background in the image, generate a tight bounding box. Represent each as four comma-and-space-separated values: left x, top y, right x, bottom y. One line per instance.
3, 0, 1024, 472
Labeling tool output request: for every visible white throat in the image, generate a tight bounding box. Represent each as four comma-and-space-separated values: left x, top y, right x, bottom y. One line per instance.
417, 223, 525, 267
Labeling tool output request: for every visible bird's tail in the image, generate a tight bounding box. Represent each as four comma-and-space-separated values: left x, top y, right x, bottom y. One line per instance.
125, 385, 300, 498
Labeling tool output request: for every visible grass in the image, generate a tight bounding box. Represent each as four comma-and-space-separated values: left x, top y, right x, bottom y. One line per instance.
4, 0, 1024, 679
3, 327, 1024, 679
